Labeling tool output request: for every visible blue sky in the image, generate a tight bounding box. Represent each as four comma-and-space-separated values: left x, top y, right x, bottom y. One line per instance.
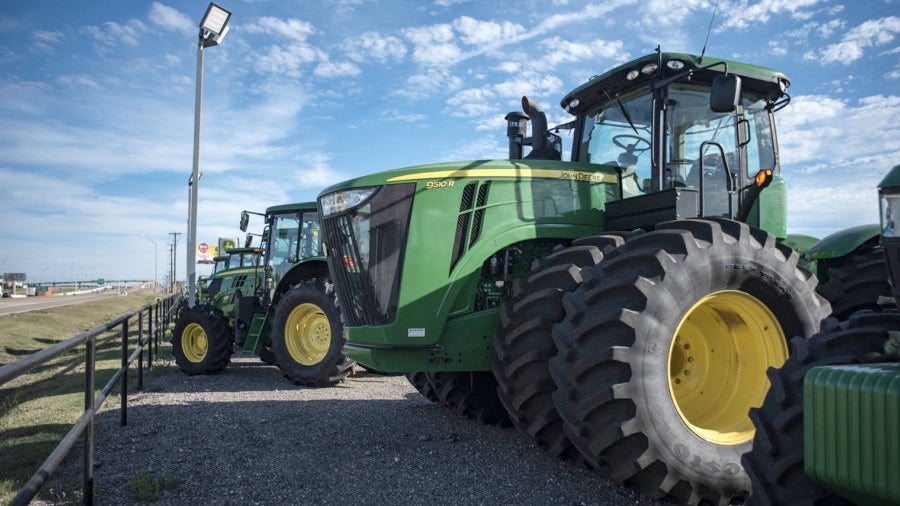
0, 0, 898, 283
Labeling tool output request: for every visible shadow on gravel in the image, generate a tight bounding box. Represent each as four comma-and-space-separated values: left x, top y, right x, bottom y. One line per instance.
41, 358, 666, 506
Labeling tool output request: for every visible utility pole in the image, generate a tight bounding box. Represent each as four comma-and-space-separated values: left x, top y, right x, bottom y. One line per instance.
170, 232, 181, 294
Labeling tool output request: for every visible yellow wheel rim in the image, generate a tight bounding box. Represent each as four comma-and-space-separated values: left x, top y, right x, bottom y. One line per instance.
284, 303, 331, 366
182, 322, 208, 363
668, 290, 788, 445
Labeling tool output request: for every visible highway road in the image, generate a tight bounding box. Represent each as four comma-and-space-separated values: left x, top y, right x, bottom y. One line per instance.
0, 292, 122, 317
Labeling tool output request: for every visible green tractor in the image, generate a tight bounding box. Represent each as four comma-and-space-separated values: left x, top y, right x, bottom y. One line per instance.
315, 50, 868, 503
743, 165, 900, 505
196, 247, 259, 304
172, 202, 352, 387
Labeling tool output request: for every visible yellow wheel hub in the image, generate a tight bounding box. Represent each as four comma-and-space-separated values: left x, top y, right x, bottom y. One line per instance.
284, 303, 331, 366
668, 290, 788, 445
182, 322, 208, 363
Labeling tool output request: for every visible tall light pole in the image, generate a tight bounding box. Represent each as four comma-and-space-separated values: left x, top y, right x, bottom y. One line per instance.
187, 2, 231, 307
142, 234, 158, 293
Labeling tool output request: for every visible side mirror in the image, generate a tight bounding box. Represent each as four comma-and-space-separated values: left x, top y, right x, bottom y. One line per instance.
710, 74, 742, 113
244, 234, 253, 247
239, 211, 250, 232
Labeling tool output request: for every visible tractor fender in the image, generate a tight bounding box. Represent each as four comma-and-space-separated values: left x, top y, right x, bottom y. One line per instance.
804, 224, 880, 262
273, 258, 330, 298
780, 234, 820, 257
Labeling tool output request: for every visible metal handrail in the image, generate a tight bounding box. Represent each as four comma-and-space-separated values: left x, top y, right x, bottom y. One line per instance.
0, 293, 181, 506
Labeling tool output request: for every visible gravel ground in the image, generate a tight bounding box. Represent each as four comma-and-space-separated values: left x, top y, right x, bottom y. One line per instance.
42, 353, 668, 506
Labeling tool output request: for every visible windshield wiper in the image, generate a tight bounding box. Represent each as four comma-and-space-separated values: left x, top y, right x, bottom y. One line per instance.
606, 90, 639, 135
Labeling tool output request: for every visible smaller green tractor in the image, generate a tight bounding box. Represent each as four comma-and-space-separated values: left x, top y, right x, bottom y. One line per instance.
743, 165, 900, 505
172, 202, 353, 387
196, 248, 257, 304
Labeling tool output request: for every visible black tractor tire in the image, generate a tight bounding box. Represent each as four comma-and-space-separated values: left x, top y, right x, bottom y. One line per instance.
259, 345, 276, 365
426, 371, 511, 427
405, 372, 439, 402
492, 233, 638, 461
816, 247, 890, 319
742, 310, 898, 506
270, 279, 353, 387
172, 304, 233, 375
550, 218, 831, 504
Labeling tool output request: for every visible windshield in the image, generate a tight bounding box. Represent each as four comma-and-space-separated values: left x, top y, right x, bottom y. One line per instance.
211, 258, 228, 274
579, 91, 653, 198
267, 210, 322, 276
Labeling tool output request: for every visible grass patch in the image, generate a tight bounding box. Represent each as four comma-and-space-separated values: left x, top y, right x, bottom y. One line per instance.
127, 471, 180, 502
0, 291, 176, 504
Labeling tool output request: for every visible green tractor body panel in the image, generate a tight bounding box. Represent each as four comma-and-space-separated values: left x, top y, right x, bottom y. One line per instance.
803, 224, 880, 279
754, 175, 788, 239
782, 233, 821, 257
805, 224, 881, 261
326, 159, 617, 372
319, 52, 794, 373
803, 363, 900, 505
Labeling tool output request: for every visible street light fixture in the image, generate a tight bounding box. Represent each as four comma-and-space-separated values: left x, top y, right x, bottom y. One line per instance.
200, 3, 231, 47
187, 2, 231, 307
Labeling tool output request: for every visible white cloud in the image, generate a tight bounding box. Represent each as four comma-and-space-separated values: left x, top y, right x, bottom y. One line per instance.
313, 60, 361, 78
537, 37, 627, 69
403, 23, 462, 66
148, 2, 193, 34
393, 69, 463, 100
638, 0, 711, 27
441, 135, 507, 161
452, 16, 526, 46
56, 74, 101, 89
447, 88, 498, 118
244, 16, 316, 42
84, 19, 148, 48
781, 95, 899, 236
719, 0, 824, 30
31, 30, 63, 52
816, 19, 845, 38
343, 32, 407, 63
768, 40, 788, 55
778, 94, 900, 181
252, 44, 326, 77
381, 110, 428, 122
815, 16, 900, 64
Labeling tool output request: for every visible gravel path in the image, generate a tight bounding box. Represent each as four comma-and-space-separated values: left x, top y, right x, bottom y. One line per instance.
44, 353, 667, 506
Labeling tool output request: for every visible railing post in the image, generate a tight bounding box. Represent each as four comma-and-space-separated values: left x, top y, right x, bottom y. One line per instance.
147, 304, 154, 369
120, 320, 128, 427
84, 339, 95, 506
137, 310, 144, 391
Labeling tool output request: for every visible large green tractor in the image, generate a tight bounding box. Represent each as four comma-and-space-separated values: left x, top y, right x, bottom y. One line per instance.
315, 50, 872, 503
172, 202, 352, 387
743, 166, 900, 505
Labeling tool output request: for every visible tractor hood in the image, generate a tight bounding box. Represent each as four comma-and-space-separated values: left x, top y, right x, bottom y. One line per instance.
318, 158, 620, 197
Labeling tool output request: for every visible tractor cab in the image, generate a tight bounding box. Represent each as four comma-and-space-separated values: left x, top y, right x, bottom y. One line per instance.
517, 51, 791, 234
261, 204, 324, 291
